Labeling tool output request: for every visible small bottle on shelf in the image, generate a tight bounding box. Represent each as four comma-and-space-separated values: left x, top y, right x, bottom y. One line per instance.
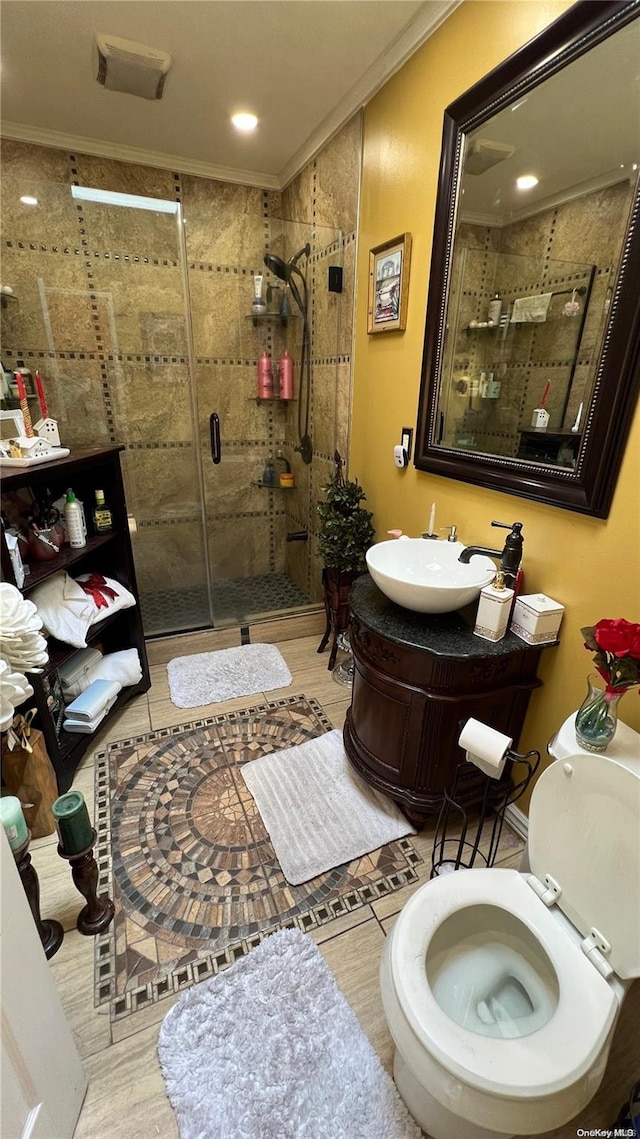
261, 456, 275, 486
92, 489, 113, 533
64, 488, 87, 549
487, 292, 502, 324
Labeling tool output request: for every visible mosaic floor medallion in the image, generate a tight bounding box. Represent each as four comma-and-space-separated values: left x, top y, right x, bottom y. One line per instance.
94, 694, 421, 1021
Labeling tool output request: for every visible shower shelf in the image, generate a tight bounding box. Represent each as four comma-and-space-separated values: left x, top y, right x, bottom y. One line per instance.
248, 396, 296, 405
245, 312, 297, 328
251, 481, 295, 490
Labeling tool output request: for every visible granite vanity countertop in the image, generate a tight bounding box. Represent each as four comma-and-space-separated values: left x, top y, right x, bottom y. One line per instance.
349, 574, 548, 658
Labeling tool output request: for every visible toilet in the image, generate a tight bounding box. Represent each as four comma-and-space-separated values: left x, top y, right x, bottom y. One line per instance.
380, 745, 640, 1139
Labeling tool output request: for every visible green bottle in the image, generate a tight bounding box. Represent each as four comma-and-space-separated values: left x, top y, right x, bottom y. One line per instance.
93, 489, 113, 533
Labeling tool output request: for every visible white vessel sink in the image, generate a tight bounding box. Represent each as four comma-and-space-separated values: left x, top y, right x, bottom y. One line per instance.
366, 539, 496, 614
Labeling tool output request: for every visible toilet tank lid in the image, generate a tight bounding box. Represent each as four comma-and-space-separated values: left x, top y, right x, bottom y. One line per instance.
529, 752, 640, 980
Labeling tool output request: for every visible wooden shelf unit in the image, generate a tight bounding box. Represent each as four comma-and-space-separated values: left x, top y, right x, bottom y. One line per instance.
1, 445, 151, 792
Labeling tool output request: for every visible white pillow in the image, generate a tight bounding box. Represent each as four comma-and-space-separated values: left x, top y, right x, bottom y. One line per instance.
31, 572, 136, 649
75, 574, 136, 626
31, 572, 94, 648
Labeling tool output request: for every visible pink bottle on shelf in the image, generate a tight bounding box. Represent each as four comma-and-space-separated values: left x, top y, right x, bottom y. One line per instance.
278, 350, 294, 400
257, 351, 273, 399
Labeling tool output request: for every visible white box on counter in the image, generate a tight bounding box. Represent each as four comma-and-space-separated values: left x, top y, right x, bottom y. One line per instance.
511, 593, 564, 645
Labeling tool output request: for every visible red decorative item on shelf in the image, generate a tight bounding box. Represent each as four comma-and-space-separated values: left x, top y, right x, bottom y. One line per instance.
34, 370, 48, 419
14, 371, 34, 437
78, 573, 119, 609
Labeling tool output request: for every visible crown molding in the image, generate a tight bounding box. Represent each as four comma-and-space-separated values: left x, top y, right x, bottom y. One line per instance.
458, 210, 505, 228
278, 0, 462, 188
0, 121, 281, 189
461, 169, 632, 230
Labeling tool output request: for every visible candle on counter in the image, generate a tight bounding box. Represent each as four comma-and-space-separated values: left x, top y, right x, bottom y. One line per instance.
428, 501, 436, 535
34, 370, 48, 419
52, 791, 94, 856
0, 795, 29, 851
14, 371, 34, 437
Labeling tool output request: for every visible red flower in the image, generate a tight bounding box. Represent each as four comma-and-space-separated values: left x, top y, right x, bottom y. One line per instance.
594, 618, 640, 659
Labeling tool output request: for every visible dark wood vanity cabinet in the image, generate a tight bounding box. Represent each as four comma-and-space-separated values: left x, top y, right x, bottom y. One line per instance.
343, 576, 549, 826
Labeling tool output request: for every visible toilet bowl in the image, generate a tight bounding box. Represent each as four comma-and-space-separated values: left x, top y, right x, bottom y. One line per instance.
380, 747, 640, 1139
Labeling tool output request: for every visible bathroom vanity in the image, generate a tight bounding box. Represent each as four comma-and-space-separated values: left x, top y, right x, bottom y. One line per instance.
344, 575, 551, 826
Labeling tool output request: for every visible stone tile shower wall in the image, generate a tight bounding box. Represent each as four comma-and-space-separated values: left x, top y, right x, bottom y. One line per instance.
0, 125, 362, 613
281, 112, 362, 602
448, 180, 633, 457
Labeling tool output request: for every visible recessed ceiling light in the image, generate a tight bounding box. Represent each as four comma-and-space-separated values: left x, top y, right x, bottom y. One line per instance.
20, 195, 39, 206
516, 175, 539, 191
231, 112, 258, 133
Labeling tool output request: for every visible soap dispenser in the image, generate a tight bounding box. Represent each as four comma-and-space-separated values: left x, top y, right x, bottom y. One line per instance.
474, 572, 514, 642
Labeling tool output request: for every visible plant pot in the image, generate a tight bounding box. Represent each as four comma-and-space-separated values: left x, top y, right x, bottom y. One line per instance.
317, 568, 362, 670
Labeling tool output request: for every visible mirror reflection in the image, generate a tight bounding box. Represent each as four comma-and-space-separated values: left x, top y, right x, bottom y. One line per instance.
435, 15, 639, 471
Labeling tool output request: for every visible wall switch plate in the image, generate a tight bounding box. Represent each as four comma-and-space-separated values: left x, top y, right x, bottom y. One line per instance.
401, 427, 413, 462
328, 266, 343, 293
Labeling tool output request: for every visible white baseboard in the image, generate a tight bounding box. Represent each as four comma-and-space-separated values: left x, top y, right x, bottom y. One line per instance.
504, 803, 529, 841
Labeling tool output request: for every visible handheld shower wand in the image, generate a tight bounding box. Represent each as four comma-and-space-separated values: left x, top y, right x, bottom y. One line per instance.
263, 244, 312, 463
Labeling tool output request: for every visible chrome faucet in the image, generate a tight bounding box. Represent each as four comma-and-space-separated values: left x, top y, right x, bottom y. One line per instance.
458, 521, 523, 588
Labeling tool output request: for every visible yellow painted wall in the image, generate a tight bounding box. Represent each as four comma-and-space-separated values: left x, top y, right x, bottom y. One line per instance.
351, 0, 640, 796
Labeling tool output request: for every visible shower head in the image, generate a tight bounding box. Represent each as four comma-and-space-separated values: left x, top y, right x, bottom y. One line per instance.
263, 252, 288, 281
263, 243, 310, 281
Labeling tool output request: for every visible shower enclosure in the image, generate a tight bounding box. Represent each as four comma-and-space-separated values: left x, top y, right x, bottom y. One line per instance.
0, 171, 342, 635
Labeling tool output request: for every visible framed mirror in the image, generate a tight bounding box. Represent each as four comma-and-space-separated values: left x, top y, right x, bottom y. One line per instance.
415, 0, 640, 517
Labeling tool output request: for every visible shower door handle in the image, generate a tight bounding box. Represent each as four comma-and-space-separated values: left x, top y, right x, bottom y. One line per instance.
210, 412, 221, 464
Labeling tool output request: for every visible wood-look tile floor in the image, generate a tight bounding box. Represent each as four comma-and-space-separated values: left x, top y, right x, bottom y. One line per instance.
30, 617, 639, 1139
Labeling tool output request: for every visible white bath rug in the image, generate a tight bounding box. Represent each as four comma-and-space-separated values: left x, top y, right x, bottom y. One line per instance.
166, 643, 292, 707
241, 728, 415, 884
158, 928, 420, 1139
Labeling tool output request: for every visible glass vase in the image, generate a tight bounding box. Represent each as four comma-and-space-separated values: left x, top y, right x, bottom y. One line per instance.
574, 674, 625, 752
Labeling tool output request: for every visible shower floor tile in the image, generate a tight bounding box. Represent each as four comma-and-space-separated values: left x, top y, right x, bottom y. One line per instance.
140, 572, 311, 636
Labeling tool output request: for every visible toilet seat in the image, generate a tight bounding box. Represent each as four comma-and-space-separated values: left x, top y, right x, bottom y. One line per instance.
388, 868, 618, 1100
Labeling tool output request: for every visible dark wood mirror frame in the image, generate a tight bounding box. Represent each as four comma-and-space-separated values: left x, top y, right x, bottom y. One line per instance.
415, 0, 640, 518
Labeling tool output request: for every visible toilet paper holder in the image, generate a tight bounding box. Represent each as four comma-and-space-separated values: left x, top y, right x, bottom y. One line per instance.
430, 720, 540, 879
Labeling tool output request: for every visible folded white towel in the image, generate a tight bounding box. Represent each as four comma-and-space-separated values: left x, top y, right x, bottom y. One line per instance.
63, 648, 142, 699
510, 292, 553, 323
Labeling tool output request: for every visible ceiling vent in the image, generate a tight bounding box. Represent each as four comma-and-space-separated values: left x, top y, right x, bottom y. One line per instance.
465, 138, 515, 176
93, 34, 172, 100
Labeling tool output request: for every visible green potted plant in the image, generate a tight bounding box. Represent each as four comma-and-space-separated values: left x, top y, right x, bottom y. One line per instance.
316, 452, 375, 668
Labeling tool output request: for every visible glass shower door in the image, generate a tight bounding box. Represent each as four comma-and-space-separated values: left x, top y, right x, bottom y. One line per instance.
1, 172, 344, 635
0, 178, 214, 636
191, 219, 342, 626
75, 190, 213, 635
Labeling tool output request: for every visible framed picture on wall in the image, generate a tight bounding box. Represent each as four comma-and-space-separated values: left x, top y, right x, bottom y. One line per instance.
367, 233, 412, 334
